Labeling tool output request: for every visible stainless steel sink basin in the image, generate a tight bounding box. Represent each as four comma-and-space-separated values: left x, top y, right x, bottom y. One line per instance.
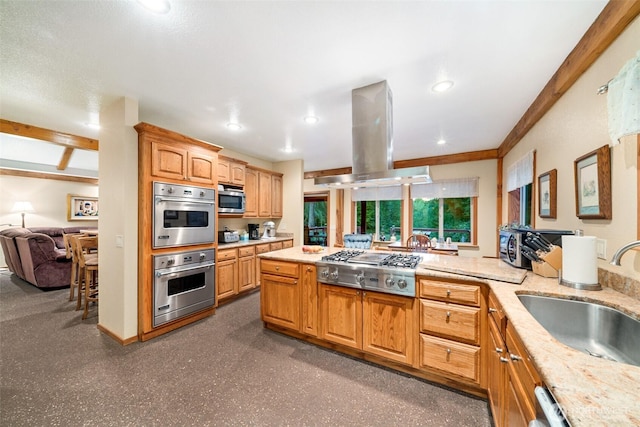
517, 294, 640, 367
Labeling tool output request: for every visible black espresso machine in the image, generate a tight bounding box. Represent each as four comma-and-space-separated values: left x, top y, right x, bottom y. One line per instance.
248, 223, 261, 240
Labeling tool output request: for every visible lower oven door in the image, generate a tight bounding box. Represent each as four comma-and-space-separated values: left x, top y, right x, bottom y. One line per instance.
153, 260, 215, 327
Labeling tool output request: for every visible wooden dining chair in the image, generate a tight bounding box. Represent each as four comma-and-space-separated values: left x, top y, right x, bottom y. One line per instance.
406, 234, 431, 252
63, 233, 84, 302
75, 236, 99, 319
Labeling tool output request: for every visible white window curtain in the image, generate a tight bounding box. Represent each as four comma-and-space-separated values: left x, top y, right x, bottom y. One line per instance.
506, 150, 534, 192
410, 177, 479, 199
607, 50, 640, 145
352, 185, 402, 201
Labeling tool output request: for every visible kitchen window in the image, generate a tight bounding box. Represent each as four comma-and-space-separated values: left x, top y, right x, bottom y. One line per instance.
353, 186, 402, 241
506, 150, 535, 227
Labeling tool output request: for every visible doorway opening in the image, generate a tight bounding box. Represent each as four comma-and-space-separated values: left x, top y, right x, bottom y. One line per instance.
304, 193, 328, 246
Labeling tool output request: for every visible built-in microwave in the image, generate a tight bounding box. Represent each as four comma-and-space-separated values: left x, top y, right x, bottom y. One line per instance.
218, 186, 245, 214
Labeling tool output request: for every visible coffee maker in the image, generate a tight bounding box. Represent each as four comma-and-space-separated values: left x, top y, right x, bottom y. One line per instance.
248, 223, 260, 240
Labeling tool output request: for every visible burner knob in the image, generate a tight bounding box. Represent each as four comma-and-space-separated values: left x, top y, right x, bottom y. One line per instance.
330, 270, 339, 281
385, 277, 395, 288
320, 269, 329, 279
356, 273, 365, 285
397, 279, 407, 289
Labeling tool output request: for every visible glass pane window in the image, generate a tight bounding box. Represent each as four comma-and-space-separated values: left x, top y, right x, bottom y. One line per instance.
412, 197, 473, 243
355, 200, 401, 241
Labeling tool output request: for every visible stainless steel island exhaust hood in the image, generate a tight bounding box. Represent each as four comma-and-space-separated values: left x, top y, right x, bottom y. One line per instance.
314, 80, 432, 187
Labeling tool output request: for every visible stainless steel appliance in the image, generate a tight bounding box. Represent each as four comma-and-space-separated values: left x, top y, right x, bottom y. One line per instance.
248, 223, 260, 240
262, 221, 276, 239
316, 250, 421, 297
218, 185, 246, 214
499, 228, 573, 269
153, 181, 216, 248
153, 249, 215, 327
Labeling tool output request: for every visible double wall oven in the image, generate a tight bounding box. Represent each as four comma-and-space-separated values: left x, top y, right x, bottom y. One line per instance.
152, 181, 217, 327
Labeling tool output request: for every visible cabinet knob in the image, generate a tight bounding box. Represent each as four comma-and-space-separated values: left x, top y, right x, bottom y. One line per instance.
495, 347, 503, 354
275, 266, 279, 270
446, 290, 451, 296
510, 354, 522, 361
499, 357, 509, 363
306, 267, 311, 272
488, 308, 497, 313
446, 311, 451, 319
446, 348, 451, 354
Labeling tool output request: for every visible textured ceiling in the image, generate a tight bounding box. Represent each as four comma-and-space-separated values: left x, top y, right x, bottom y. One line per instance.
0, 0, 607, 174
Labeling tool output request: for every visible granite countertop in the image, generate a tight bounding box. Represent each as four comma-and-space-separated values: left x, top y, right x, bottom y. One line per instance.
259, 246, 640, 426
217, 235, 293, 250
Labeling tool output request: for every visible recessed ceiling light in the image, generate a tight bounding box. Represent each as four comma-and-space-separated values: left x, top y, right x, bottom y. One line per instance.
137, 0, 171, 14
304, 115, 319, 125
432, 80, 454, 93
226, 122, 242, 131
437, 139, 446, 145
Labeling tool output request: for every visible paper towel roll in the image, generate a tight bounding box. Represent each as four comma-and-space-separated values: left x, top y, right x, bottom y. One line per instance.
561, 235, 598, 286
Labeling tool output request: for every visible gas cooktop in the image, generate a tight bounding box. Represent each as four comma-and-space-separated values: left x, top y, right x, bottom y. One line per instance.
317, 250, 422, 297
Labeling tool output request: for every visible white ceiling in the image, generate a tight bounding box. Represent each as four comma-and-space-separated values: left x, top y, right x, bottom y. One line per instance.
0, 0, 608, 175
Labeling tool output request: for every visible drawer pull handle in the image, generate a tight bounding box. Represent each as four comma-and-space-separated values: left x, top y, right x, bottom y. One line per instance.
495, 347, 503, 354
499, 357, 509, 363
488, 308, 497, 313
446, 311, 451, 319
446, 348, 451, 354
446, 290, 451, 296
510, 354, 522, 361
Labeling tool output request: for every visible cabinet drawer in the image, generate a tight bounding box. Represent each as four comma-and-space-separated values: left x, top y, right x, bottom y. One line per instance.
419, 279, 480, 306
270, 242, 284, 251
420, 300, 480, 345
261, 259, 299, 278
255, 243, 271, 255
217, 249, 237, 262
238, 246, 255, 257
419, 334, 480, 383
282, 239, 293, 249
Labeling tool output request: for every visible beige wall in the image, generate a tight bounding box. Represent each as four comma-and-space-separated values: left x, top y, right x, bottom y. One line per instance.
0, 175, 98, 267
303, 158, 498, 258
502, 16, 639, 280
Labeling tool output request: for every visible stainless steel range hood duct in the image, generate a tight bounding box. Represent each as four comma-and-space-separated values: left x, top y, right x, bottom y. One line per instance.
314, 80, 432, 187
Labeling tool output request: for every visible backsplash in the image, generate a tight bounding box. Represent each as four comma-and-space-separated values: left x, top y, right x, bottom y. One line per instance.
599, 268, 640, 300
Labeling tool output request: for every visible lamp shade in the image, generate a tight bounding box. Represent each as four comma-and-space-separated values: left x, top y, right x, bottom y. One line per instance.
11, 201, 34, 213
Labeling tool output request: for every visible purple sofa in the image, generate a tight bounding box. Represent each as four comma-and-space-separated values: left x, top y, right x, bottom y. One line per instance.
0, 226, 96, 289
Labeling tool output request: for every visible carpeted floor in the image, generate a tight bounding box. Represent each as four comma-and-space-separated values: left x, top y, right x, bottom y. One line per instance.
0, 269, 491, 426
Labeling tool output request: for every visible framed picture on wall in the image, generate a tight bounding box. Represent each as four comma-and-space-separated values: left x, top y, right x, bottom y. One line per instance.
574, 145, 611, 219
67, 195, 99, 221
538, 169, 557, 218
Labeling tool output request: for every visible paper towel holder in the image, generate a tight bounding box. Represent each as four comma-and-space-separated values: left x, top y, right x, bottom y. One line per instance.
559, 269, 602, 291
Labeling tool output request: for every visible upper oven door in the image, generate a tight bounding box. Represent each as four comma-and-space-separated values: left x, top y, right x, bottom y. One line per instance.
153, 182, 216, 248
218, 190, 245, 214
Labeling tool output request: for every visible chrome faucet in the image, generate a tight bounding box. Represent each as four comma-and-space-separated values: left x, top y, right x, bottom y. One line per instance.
610, 240, 640, 266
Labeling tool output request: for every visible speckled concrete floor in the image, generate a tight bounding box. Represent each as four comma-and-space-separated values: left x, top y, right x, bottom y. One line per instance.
0, 270, 491, 426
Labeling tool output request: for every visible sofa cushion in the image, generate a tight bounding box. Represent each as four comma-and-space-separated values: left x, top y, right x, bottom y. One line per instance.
28, 227, 65, 249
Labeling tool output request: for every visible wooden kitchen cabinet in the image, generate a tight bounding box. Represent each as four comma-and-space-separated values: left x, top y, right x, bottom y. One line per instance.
243, 167, 258, 217
318, 284, 414, 365
270, 241, 283, 251
258, 171, 272, 217
487, 290, 542, 427
150, 138, 216, 185
254, 243, 271, 286
416, 276, 486, 386
217, 248, 238, 301
218, 155, 246, 186
238, 246, 256, 293
319, 284, 362, 350
271, 173, 283, 218
282, 239, 293, 249
301, 263, 318, 337
261, 259, 300, 331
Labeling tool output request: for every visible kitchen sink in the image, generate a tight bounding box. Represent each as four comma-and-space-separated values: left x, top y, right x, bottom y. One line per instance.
517, 294, 640, 367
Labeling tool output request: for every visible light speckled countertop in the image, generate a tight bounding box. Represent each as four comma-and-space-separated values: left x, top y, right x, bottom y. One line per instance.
217, 236, 292, 250
259, 247, 640, 426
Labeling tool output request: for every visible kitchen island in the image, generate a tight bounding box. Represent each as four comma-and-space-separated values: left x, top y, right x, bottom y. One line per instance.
258, 246, 640, 426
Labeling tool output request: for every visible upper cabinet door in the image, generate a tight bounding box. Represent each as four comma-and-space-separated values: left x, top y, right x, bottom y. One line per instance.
271, 174, 283, 218
187, 149, 215, 185
258, 171, 272, 217
151, 140, 187, 181
217, 157, 230, 183
230, 162, 246, 186
244, 167, 258, 217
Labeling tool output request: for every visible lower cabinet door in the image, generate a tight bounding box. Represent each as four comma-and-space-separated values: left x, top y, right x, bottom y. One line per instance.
261, 273, 300, 331
319, 284, 362, 350
363, 291, 414, 365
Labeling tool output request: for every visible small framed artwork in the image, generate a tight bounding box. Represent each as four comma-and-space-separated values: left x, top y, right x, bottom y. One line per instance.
574, 145, 611, 219
67, 195, 99, 221
538, 169, 557, 218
